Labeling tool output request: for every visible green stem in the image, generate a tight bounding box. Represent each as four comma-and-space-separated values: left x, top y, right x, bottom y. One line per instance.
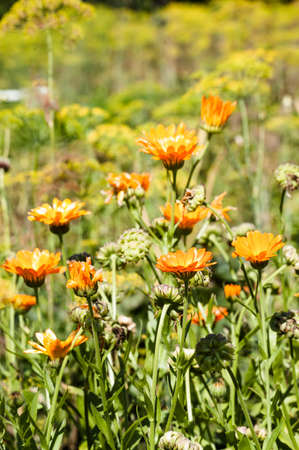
86, 296, 116, 450
281, 402, 299, 450
34, 287, 42, 327
289, 339, 299, 411
184, 136, 210, 192
165, 281, 189, 431
226, 366, 262, 450
45, 355, 69, 444
46, 29, 55, 165
209, 235, 229, 262
279, 188, 286, 235
169, 170, 178, 250
262, 265, 286, 286
0, 168, 11, 253
199, 373, 224, 425
185, 368, 193, 423
111, 255, 117, 320
149, 303, 170, 450
146, 255, 162, 284
239, 99, 251, 173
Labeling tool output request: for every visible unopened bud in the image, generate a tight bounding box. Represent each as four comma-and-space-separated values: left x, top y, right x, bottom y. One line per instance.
283, 245, 298, 266
152, 284, 183, 311
118, 228, 151, 264
270, 310, 299, 339
195, 333, 234, 373
182, 185, 206, 211
210, 377, 227, 397
96, 242, 124, 269
159, 431, 202, 449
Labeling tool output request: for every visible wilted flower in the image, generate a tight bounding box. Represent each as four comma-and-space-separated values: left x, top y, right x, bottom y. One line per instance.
270, 311, 299, 339
118, 228, 151, 264
181, 185, 206, 211
8, 294, 36, 312
195, 333, 234, 373
118, 315, 137, 334
161, 201, 207, 234
275, 163, 299, 194
24, 328, 88, 361
103, 172, 150, 205
152, 283, 182, 310
137, 123, 199, 170
201, 95, 236, 133
28, 198, 90, 235
224, 284, 241, 299
232, 231, 284, 269
156, 248, 215, 281
1, 249, 66, 288
66, 257, 103, 297
283, 245, 298, 266
159, 431, 202, 449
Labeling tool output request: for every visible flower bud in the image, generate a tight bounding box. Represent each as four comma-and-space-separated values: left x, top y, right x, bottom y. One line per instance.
189, 270, 210, 288
181, 185, 206, 212
195, 333, 234, 373
118, 315, 136, 334
118, 228, 151, 264
152, 284, 183, 311
270, 310, 299, 339
96, 242, 124, 270
159, 431, 202, 449
275, 163, 299, 193
210, 377, 227, 398
231, 222, 256, 238
168, 345, 195, 371
283, 245, 298, 266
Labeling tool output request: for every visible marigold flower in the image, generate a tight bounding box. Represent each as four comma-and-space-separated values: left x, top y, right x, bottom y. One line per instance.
28, 198, 90, 235
201, 95, 236, 133
66, 257, 103, 297
104, 172, 150, 205
232, 230, 285, 269
156, 247, 215, 280
9, 294, 36, 312
190, 306, 228, 324
137, 123, 198, 170
209, 192, 235, 222
1, 249, 66, 288
24, 328, 88, 361
161, 201, 207, 234
224, 284, 241, 299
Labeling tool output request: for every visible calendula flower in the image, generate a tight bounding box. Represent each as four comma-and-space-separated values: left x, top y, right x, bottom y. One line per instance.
9, 294, 36, 312
24, 328, 88, 361
161, 201, 207, 234
201, 95, 236, 133
190, 306, 228, 324
156, 248, 215, 280
224, 284, 241, 299
28, 198, 90, 235
232, 230, 285, 269
66, 257, 103, 297
137, 123, 199, 170
1, 249, 66, 288
103, 172, 150, 205
209, 192, 235, 222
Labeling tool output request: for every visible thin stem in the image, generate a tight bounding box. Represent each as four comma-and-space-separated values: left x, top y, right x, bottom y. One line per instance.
226, 366, 262, 450
34, 287, 42, 326
46, 29, 55, 166
262, 265, 286, 286
209, 235, 229, 262
86, 296, 116, 450
184, 137, 210, 192
169, 169, 178, 249
199, 373, 224, 425
281, 402, 299, 450
149, 303, 170, 450
111, 255, 117, 320
146, 255, 162, 284
165, 281, 189, 431
239, 99, 251, 173
0, 168, 11, 253
289, 339, 299, 411
185, 368, 193, 422
240, 262, 254, 299
279, 188, 286, 234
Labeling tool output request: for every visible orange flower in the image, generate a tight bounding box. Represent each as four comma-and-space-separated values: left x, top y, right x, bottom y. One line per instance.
232, 231, 285, 269
9, 294, 36, 312
24, 328, 88, 360
224, 284, 241, 299
201, 95, 236, 133
104, 172, 150, 205
66, 257, 103, 296
137, 123, 199, 170
161, 201, 207, 233
28, 198, 90, 235
190, 306, 228, 324
1, 249, 66, 288
156, 247, 215, 280
209, 192, 235, 222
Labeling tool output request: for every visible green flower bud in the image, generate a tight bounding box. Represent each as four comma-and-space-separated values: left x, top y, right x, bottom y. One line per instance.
195, 333, 234, 373
168, 345, 195, 371
270, 310, 299, 339
275, 163, 299, 193
152, 283, 183, 311
283, 245, 298, 266
118, 228, 151, 264
182, 185, 206, 212
210, 377, 227, 398
159, 431, 202, 449
96, 242, 124, 270
189, 270, 211, 288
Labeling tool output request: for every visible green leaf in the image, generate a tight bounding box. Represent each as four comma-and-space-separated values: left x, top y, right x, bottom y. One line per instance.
121, 415, 147, 450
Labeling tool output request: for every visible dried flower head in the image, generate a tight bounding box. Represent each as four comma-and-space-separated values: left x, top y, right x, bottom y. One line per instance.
1, 249, 65, 288
232, 230, 284, 269
270, 311, 299, 339
224, 284, 241, 299
161, 201, 207, 234
275, 163, 299, 194
137, 123, 199, 170
156, 248, 215, 281
66, 257, 103, 297
201, 95, 236, 133
24, 328, 88, 361
181, 185, 206, 211
28, 198, 90, 235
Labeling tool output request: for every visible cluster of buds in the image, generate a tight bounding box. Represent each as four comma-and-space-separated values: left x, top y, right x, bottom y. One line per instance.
270, 310, 299, 339
151, 283, 183, 313
181, 185, 206, 212
71, 299, 109, 329
275, 163, 299, 194
118, 228, 151, 265
236, 425, 267, 442
189, 269, 211, 288
159, 431, 202, 450
195, 333, 234, 373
